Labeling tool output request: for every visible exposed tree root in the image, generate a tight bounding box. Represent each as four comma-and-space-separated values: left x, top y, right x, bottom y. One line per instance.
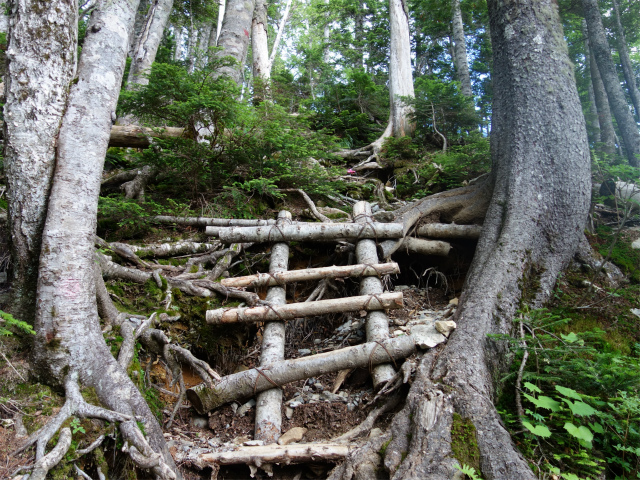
280, 188, 332, 222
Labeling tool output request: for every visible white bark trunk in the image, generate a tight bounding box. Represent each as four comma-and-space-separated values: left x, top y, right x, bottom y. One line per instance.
31, 1, 177, 476
210, 222, 404, 242
127, 0, 174, 88
200, 443, 353, 465
267, 0, 293, 72
255, 211, 291, 444
251, 0, 270, 85
451, 0, 472, 97
388, 0, 415, 137
353, 202, 396, 387
3, 0, 77, 321
215, 0, 226, 45
221, 262, 400, 288
206, 292, 403, 323
214, 0, 255, 85
416, 223, 481, 239
153, 215, 277, 227
380, 236, 451, 258
186, 336, 417, 413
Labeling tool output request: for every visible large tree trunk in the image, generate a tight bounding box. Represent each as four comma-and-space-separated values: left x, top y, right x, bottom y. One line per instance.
3, 0, 77, 323
582, 20, 601, 144
330, 1, 591, 478
583, 0, 640, 166
214, 0, 256, 85
388, 0, 415, 138
451, 0, 472, 97
611, 0, 640, 121
251, 0, 270, 101
25, 1, 177, 477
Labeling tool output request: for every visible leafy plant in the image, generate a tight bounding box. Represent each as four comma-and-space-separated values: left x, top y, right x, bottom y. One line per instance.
454, 463, 483, 480
0, 310, 35, 337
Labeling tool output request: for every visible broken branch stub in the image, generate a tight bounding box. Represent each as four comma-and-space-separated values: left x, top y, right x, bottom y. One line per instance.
208, 222, 404, 242
221, 262, 400, 288
206, 292, 404, 324
186, 336, 416, 413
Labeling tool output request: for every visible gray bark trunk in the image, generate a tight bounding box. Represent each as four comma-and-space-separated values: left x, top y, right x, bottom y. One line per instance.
331, 1, 591, 478
582, 19, 601, 144
611, 0, 640, 121
583, 0, 640, 166
590, 48, 616, 155
29, 1, 177, 477
129, 0, 152, 57
3, 0, 77, 323
388, 0, 415, 137
451, 0, 472, 97
214, 0, 255, 85
127, 0, 174, 88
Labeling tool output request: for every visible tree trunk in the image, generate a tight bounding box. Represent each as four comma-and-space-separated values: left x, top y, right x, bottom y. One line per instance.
330, 1, 591, 478
3, 0, 77, 323
214, 0, 226, 46
129, 0, 152, 57
127, 0, 174, 88
214, 0, 256, 85
451, 0, 472, 97
388, 0, 415, 137
582, 19, 601, 144
583, 0, 640, 166
251, 0, 270, 101
28, 0, 178, 477
611, 0, 640, 121
589, 49, 616, 155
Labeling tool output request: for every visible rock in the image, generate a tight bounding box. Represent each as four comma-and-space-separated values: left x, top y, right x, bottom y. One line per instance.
632, 238, 640, 250
313, 382, 324, 391
190, 415, 208, 429
285, 406, 294, 419
411, 324, 447, 349
314, 338, 322, 345
347, 403, 356, 412
277, 427, 307, 445
236, 399, 256, 417
369, 428, 383, 439
288, 400, 304, 408
232, 435, 250, 445
298, 348, 312, 356
631, 308, 640, 319
449, 297, 459, 306
244, 440, 264, 446
310, 393, 321, 402
393, 329, 405, 336
435, 320, 457, 337
373, 211, 395, 223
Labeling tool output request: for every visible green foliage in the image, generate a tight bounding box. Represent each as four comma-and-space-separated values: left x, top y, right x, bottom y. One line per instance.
497, 309, 640, 479
451, 413, 481, 473
69, 417, 86, 435
0, 310, 35, 337
454, 463, 483, 480
594, 225, 640, 283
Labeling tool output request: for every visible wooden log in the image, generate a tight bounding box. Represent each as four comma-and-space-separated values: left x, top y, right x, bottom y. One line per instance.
151, 216, 278, 227
108, 125, 185, 148
207, 222, 404, 242
186, 335, 416, 413
415, 223, 482, 239
354, 201, 396, 388
206, 292, 403, 324
379, 237, 451, 258
255, 211, 291, 444
221, 262, 400, 288
200, 443, 353, 466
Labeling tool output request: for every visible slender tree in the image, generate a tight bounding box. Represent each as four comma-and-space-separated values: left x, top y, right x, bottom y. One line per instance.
611, 0, 640, 121
330, 0, 591, 476
451, 0, 472, 97
582, 0, 640, 166
214, 0, 256, 85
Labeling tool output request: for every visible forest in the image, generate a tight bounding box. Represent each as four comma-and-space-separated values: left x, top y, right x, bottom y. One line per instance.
0, 0, 639, 479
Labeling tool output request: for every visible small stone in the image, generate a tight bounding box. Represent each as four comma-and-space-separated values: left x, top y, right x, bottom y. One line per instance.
411, 324, 447, 349
373, 211, 394, 223
632, 238, 640, 250
236, 399, 256, 417
244, 440, 264, 446
288, 400, 303, 408
393, 329, 404, 336
394, 285, 410, 292
310, 394, 321, 402
369, 428, 383, 439
232, 435, 250, 445
435, 320, 457, 337
631, 308, 640, 319
190, 415, 208, 429
449, 297, 459, 306
277, 427, 307, 445
298, 348, 312, 356
313, 382, 324, 391
347, 403, 356, 412
285, 407, 294, 419
314, 338, 322, 345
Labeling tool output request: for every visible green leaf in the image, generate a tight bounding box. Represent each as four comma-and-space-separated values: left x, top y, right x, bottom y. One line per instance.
564, 422, 594, 447
555, 385, 582, 400
589, 422, 604, 434
524, 393, 561, 412
523, 382, 542, 393
522, 421, 552, 437
564, 400, 597, 417
560, 332, 579, 343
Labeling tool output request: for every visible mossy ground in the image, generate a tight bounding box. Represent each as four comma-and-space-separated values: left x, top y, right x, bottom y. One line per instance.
450, 413, 481, 473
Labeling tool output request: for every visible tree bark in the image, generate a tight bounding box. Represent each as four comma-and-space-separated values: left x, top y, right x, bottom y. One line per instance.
214, 0, 255, 85
416, 223, 481, 239
388, 0, 415, 137
186, 336, 417, 413
251, 0, 270, 101
206, 292, 404, 324
3, 0, 77, 323
611, 0, 640, 121
199, 443, 353, 465
108, 125, 185, 148
451, 0, 472, 97
28, 1, 177, 477
152, 215, 277, 227
581, 19, 601, 144
330, 1, 591, 478
583, 0, 640, 166
589, 48, 616, 155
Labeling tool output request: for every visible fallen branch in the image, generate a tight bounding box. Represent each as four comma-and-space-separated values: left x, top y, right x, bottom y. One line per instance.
186, 335, 417, 413
206, 292, 404, 324
151, 216, 278, 227
221, 262, 400, 288
108, 125, 185, 148
208, 223, 404, 242
200, 443, 354, 466
380, 237, 451, 258
415, 223, 482, 239
280, 188, 331, 223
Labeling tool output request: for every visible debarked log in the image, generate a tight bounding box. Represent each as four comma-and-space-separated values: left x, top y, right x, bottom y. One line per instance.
208, 223, 404, 243
221, 262, 400, 288
415, 223, 482, 239
186, 335, 416, 413
206, 292, 403, 324
379, 237, 451, 258
108, 125, 185, 148
152, 216, 278, 227
200, 443, 353, 466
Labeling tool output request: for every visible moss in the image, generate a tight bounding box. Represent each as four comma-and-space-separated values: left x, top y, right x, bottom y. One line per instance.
451, 413, 481, 473
379, 437, 392, 457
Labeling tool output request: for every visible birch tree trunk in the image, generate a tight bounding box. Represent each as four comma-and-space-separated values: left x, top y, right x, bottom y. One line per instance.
331, 0, 591, 477
582, 20, 601, 144
388, 0, 415, 138
27, 1, 177, 477
583, 0, 640, 166
215, 0, 226, 46
129, 0, 152, 57
3, 0, 77, 323
451, 0, 472, 97
214, 0, 256, 85
127, 0, 174, 88
611, 0, 640, 121
251, 0, 270, 101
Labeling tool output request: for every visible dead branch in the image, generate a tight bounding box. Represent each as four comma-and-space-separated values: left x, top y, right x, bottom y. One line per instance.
380, 237, 451, 258
199, 443, 354, 466
151, 216, 278, 227
416, 223, 482, 239
333, 393, 403, 444
280, 188, 332, 222
108, 125, 185, 148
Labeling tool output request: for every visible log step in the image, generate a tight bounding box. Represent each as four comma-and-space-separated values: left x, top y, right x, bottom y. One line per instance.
221, 262, 400, 288
205, 292, 403, 324
199, 443, 354, 466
